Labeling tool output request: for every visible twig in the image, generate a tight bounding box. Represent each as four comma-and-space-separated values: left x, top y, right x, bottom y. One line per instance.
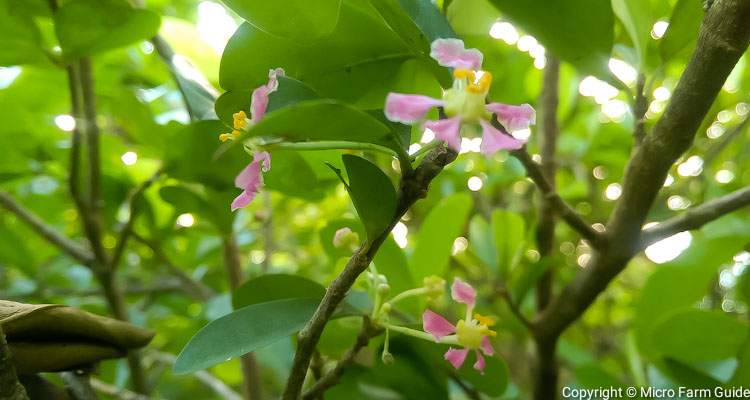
90, 378, 148, 400
282, 145, 457, 400
302, 317, 378, 400
0, 191, 94, 265
222, 233, 262, 400
111, 169, 163, 270
496, 284, 532, 330
152, 352, 242, 400
509, 148, 604, 248
640, 186, 750, 248
130, 232, 215, 301
633, 73, 648, 145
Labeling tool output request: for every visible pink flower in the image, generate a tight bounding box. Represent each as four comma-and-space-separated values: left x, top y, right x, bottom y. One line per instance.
421, 278, 496, 373
384, 39, 534, 155
231, 151, 271, 211
225, 68, 284, 210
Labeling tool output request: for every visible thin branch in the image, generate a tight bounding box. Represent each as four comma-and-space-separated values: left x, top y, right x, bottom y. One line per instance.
640, 186, 750, 248
130, 232, 215, 301
510, 148, 604, 248
90, 378, 148, 400
302, 317, 378, 400
496, 284, 532, 330
535, 55, 560, 314
283, 145, 458, 400
222, 233, 262, 400
111, 169, 163, 270
0, 191, 94, 264
535, 0, 750, 342
633, 73, 648, 145
150, 352, 243, 400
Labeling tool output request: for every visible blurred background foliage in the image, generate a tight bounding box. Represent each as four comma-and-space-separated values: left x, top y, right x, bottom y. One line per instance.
1, 0, 749, 398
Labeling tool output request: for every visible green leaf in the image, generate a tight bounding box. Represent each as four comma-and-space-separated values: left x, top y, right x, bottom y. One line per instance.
394, 0, 456, 42
659, 0, 703, 63
457, 355, 509, 396
263, 150, 333, 201
660, 358, 723, 388
159, 185, 234, 233
612, 0, 652, 68
410, 193, 473, 281
469, 215, 497, 270
54, 0, 161, 58
165, 120, 247, 191
487, 0, 614, 76
0, 0, 47, 66
215, 76, 320, 126
219, 1, 414, 107
634, 228, 750, 357
226, 100, 399, 152
174, 298, 318, 374
373, 235, 417, 313
232, 274, 326, 309
329, 155, 397, 240
652, 310, 748, 363
491, 208, 525, 277
220, 0, 341, 44
730, 332, 750, 385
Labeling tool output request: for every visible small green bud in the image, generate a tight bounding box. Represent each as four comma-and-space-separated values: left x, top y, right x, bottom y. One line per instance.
381, 351, 395, 365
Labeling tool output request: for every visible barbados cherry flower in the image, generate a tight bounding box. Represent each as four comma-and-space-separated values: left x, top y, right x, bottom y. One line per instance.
219, 68, 284, 211
384, 39, 535, 155
422, 278, 496, 373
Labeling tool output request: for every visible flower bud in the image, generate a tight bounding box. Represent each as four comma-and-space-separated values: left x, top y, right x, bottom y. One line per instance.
377, 283, 391, 295
380, 302, 392, 314
332, 227, 359, 249
381, 351, 395, 365
423, 275, 446, 300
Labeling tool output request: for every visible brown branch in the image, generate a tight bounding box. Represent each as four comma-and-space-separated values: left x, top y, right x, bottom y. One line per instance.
633, 73, 648, 145
640, 186, 750, 248
0, 325, 28, 400
0, 191, 94, 265
111, 169, 163, 270
495, 284, 532, 330
535, 0, 750, 343
283, 145, 457, 400
222, 233, 262, 400
90, 378, 148, 400
130, 232, 215, 301
302, 317, 378, 400
510, 148, 604, 248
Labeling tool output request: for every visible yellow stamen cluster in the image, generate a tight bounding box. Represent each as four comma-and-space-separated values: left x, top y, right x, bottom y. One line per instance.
474, 313, 496, 328
455, 314, 497, 350
467, 72, 492, 93
453, 68, 476, 81
219, 111, 248, 142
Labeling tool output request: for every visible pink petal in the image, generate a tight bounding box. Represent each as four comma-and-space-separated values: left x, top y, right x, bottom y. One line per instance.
485, 103, 536, 132
473, 351, 486, 373
451, 278, 476, 307
250, 68, 285, 123
480, 336, 494, 356
479, 119, 525, 156
231, 190, 256, 211
422, 309, 456, 340
424, 117, 462, 152
444, 348, 469, 369
255, 151, 271, 172
234, 159, 261, 190
430, 38, 483, 70
384, 93, 443, 124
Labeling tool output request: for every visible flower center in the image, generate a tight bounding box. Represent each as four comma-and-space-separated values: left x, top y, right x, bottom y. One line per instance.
219, 111, 249, 142
456, 317, 496, 349
442, 69, 493, 122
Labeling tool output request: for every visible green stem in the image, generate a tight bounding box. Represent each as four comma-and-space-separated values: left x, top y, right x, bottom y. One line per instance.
383, 323, 459, 345
410, 141, 443, 161
387, 287, 428, 306
256, 141, 398, 157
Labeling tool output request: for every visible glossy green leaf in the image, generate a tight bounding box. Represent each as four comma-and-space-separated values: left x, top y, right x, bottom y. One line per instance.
612, 0, 652, 68
660, 0, 703, 62
329, 155, 397, 239
226, 100, 399, 152
652, 310, 748, 363
174, 298, 319, 374
491, 208, 525, 277
0, 0, 47, 66
263, 150, 333, 201
634, 229, 750, 357
165, 120, 247, 191
469, 215, 497, 270
55, 0, 161, 58
219, 1, 414, 107
730, 333, 750, 386
660, 358, 723, 388
220, 0, 341, 43
232, 274, 326, 309
410, 193, 473, 281
487, 0, 614, 76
